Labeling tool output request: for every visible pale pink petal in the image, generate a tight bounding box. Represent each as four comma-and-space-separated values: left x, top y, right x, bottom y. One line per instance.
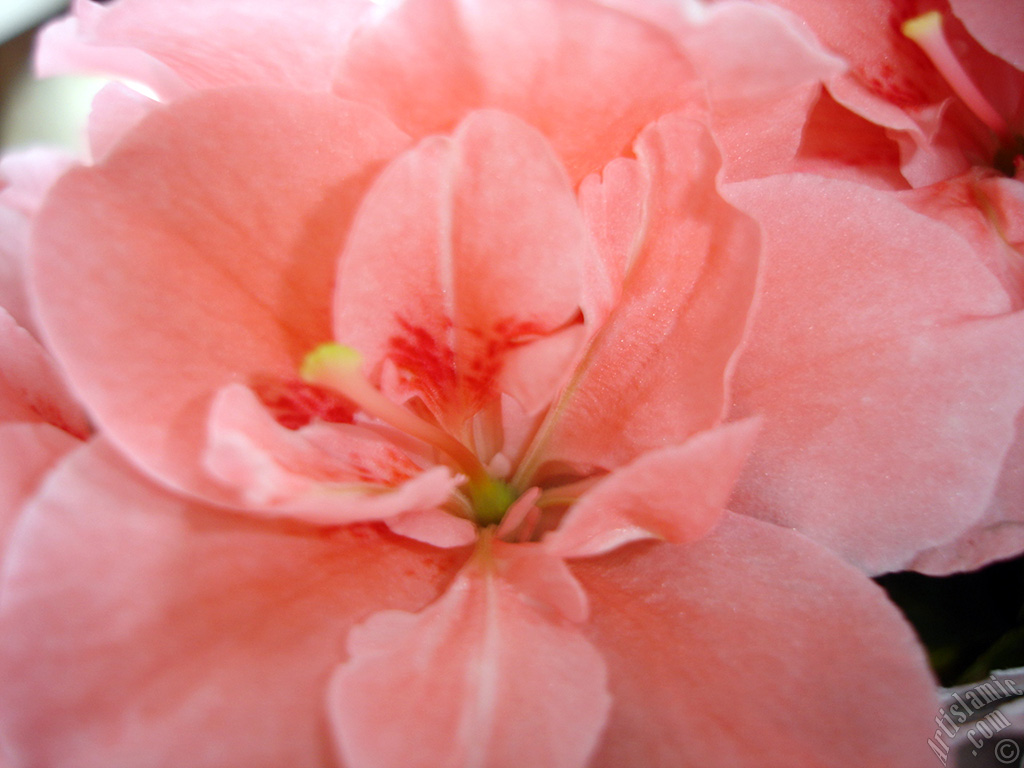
911, 407, 1024, 574
573, 513, 939, 768
794, 90, 909, 189
32, 87, 409, 503
677, 0, 848, 181
900, 171, 1024, 308
0, 149, 76, 335
86, 81, 160, 160
490, 540, 588, 622
950, 0, 1024, 70
762, 0, 948, 129
0, 440, 464, 768
36, 11, 187, 99
727, 174, 1024, 573
0, 207, 27, 335
0, 149, 76, 218
333, 0, 702, 181
545, 419, 759, 558
0, 308, 89, 437
0, 422, 79, 557
527, 112, 759, 473
385, 508, 478, 548
577, 157, 647, 295
204, 384, 459, 526
767, 0, 1020, 185
330, 545, 609, 768
37, 0, 373, 96
333, 110, 598, 429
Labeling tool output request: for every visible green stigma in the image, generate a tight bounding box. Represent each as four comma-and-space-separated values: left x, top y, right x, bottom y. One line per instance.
469, 476, 516, 526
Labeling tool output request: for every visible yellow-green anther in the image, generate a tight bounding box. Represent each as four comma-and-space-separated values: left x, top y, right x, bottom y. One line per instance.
300, 342, 364, 381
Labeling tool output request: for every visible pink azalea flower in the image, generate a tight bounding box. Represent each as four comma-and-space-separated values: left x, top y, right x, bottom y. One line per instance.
0, 0, 987, 764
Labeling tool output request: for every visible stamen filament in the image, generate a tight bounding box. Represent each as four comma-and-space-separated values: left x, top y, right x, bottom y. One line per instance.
536, 475, 603, 509
903, 11, 1010, 137
302, 343, 490, 485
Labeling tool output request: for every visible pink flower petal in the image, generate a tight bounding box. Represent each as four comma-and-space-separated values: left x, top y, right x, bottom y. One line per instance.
573, 513, 939, 768
760, 0, 947, 132
950, 0, 1024, 71
766, 0, 1022, 185
204, 384, 459, 525
0, 308, 89, 438
577, 156, 647, 296
37, 0, 374, 97
333, 0, 702, 181
727, 173, 1024, 573
0, 422, 79, 558
32, 87, 409, 503
795, 90, 909, 189
333, 110, 599, 429
87, 81, 160, 161
329, 543, 609, 768
0, 149, 75, 336
544, 418, 759, 558
529, 112, 759, 472
36, 8, 186, 99
678, 0, 848, 181
0, 440, 465, 768
900, 172, 1024, 307
385, 507, 478, 549
912, 406, 1024, 574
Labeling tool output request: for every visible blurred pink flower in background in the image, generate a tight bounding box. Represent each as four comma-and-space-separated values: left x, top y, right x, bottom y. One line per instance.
2, 0, 1023, 765
741, 0, 1024, 575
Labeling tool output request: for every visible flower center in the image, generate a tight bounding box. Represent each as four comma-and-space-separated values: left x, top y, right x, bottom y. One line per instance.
301, 342, 516, 525
903, 11, 1022, 177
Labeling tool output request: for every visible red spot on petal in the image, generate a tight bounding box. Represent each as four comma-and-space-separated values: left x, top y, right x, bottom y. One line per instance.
251, 375, 356, 430
386, 315, 549, 413
387, 316, 458, 409
855, 3, 937, 108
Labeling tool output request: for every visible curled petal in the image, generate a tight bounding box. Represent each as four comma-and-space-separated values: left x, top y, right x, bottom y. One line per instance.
544, 419, 759, 558
528, 112, 759, 473
204, 384, 459, 526
385, 508, 478, 549
678, 0, 848, 181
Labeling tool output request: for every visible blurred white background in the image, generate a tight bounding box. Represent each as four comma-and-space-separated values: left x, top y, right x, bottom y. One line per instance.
0, 0, 108, 153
